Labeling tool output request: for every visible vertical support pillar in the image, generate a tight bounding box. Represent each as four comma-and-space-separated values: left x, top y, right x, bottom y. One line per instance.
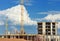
23, 36, 24, 39
11, 36, 13, 39
55, 22, 58, 35
51, 22, 53, 41
43, 22, 45, 35
51, 22, 52, 35
48, 36, 50, 41
27, 36, 29, 40
18, 35, 19, 39
2, 36, 4, 38
56, 36, 57, 41
43, 36, 45, 41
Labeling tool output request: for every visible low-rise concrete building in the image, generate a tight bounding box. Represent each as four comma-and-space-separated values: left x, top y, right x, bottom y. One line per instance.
0, 22, 60, 41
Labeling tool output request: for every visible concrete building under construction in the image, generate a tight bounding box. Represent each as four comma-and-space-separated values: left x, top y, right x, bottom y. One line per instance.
0, 22, 60, 41
38, 22, 57, 35
0, 0, 60, 41
37, 22, 60, 41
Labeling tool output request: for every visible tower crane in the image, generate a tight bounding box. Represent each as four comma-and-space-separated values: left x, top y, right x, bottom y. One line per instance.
5, 17, 8, 38
20, 0, 25, 34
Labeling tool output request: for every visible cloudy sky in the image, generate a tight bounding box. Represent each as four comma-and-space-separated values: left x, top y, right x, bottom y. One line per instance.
0, 0, 60, 35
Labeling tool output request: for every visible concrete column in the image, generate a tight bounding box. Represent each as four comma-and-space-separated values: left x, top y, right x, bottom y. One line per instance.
56, 36, 59, 41
10, 36, 13, 39
2, 36, 4, 38
55, 22, 58, 35
18, 35, 19, 39
49, 36, 51, 41
51, 22, 52, 35
14, 36, 15, 38
56, 37, 57, 41
44, 36, 46, 41
27, 36, 30, 41
27, 36, 28, 40
43, 22, 45, 35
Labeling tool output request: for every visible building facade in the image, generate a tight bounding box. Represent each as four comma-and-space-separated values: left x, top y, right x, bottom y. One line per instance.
0, 22, 60, 41
38, 22, 57, 35
37, 22, 60, 41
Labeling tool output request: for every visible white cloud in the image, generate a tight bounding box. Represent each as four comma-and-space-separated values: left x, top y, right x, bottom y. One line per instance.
38, 11, 60, 14
41, 11, 60, 28
0, 5, 37, 25
44, 14, 60, 22
37, 11, 60, 22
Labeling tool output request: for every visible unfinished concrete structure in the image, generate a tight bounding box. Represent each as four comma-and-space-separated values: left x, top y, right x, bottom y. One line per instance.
38, 22, 57, 35
37, 22, 60, 41
0, 22, 60, 41
0, 0, 60, 41
0, 34, 44, 41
